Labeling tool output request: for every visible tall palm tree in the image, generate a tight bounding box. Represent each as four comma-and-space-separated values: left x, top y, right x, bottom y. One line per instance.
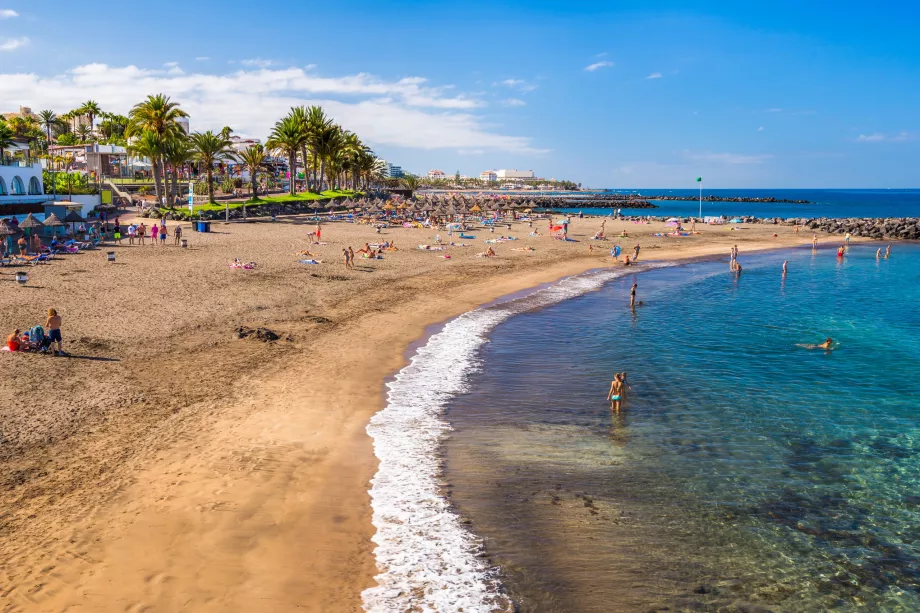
37, 110, 59, 154
266, 115, 306, 197
313, 123, 345, 191
306, 106, 333, 189
126, 94, 188, 205
189, 131, 233, 219
127, 130, 165, 195
163, 135, 194, 207
237, 144, 266, 220
79, 100, 102, 132
401, 174, 420, 192
219, 126, 234, 141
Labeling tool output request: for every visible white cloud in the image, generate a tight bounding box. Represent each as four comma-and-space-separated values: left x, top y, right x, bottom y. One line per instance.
595, 52, 608, 58
855, 131, 916, 143
164, 61, 179, 67
584, 61, 613, 72
0, 36, 28, 51
502, 98, 526, 107
757, 126, 765, 132
685, 151, 773, 165
645, 72, 662, 80
240, 58, 272, 68
0, 8, 18, 18
0, 62, 547, 153
496, 78, 537, 93
195, 56, 210, 61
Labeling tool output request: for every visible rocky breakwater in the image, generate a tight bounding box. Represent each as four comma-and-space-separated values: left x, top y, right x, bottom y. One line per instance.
727, 216, 920, 240
647, 195, 811, 204
559, 195, 660, 210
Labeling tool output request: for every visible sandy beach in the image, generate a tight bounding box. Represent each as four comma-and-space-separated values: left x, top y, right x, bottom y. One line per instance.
0, 213, 840, 612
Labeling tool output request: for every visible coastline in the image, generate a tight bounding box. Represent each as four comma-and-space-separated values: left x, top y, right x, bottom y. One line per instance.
0, 217, 844, 612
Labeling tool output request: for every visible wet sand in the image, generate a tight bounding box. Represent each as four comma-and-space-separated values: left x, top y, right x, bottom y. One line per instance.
0, 214, 837, 612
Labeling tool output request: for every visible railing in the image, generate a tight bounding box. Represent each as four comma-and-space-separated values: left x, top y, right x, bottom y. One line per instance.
0, 158, 40, 168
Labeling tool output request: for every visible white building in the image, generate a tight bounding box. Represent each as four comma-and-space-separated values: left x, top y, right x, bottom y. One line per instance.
176, 117, 190, 134
479, 170, 497, 182
0, 160, 45, 201
495, 169, 535, 179
427, 169, 447, 180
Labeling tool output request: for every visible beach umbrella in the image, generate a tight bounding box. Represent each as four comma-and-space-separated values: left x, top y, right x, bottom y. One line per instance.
0, 219, 17, 237
383, 202, 395, 211
43, 213, 66, 228
470, 204, 482, 213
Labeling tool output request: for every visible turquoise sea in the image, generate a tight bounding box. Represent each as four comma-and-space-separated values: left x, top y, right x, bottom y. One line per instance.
439, 244, 920, 612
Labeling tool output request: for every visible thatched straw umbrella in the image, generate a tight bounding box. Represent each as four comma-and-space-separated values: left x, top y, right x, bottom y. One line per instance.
19, 213, 43, 238
63, 209, 86, 235
0, 219, 18, 255
469, 204, 482, 213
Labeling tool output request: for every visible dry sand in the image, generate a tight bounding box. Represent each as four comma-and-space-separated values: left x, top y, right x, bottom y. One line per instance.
0, 213, 841, 612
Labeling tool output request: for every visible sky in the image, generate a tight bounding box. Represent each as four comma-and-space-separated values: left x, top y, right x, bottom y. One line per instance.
1, 1, 918, 188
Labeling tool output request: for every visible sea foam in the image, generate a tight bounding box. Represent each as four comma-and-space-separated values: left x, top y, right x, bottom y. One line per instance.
363, 264, 672, 612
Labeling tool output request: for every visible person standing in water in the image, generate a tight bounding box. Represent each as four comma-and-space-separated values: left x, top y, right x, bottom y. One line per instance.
885, 245, 891, 258
607, 373, 624, 413
876, 248, 882, 259
782, 260, 788, 275
812, 234, 818, 249
630, 283, 638, 308
633, 243, 641, 261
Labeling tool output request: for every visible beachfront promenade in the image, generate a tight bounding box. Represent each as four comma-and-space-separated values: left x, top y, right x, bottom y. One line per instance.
0, 212, 869, 611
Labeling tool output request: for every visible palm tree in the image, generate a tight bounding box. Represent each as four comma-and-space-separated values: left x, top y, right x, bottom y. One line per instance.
79, 100, 102, 132
266, 115, 306, 197
219, 126, 234, 141
237, 144, 266, 220
306, 106, 332, 190
163, 135, 194, 207
313, 123, 345, 192
189, 131, 233, 219
401, 174, 420, 192
127, 130, 165, 197
37, 110, 59, 154
126, 94, 188, 205
76, 124, 92, 143
0, 122, 14, 162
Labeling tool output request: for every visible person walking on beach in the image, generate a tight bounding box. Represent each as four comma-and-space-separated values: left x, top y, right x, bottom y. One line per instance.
630, 283, 638, 308
633, 243, 641, 261
46, 308, 63, 356
315, 223, 322, 243
613, 244, 621, 261
127, 223, 136, 245
159, 224, 168, 245
150, 224, 158, 245
812, 234, 818, 249
348, 246, 355, 266
174, 224, 182, 246
343, 248, 351, 270
137, 223, 146, 246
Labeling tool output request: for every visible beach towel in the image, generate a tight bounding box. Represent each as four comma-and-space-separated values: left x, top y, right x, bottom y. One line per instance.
298, 259, 321, 265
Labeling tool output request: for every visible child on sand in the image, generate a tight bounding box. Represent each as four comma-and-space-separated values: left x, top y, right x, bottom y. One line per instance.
7, 329, 21, 352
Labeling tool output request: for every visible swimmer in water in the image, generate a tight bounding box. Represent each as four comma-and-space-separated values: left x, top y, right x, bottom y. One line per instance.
782, 260, 788, 275
797, 337, 835, 350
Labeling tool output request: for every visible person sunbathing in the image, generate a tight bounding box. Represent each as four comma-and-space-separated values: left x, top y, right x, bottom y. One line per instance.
7, 329, 22, 352
296, 250, 316, 257
478, 247, 497, 257
384, 241, 399, 251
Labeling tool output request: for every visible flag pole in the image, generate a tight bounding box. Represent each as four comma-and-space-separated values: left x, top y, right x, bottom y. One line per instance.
698, 177, 702, 219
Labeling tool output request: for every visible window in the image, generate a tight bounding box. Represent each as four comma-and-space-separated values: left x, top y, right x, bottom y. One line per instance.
0, 177, 7, 195
10, 176, 25, 195
28, 176, 42, 195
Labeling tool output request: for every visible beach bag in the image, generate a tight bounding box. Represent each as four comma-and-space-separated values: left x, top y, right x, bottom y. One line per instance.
29, 325, 45, 342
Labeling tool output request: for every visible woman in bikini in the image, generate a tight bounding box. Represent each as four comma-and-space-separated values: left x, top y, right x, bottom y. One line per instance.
607, 373, 624, 413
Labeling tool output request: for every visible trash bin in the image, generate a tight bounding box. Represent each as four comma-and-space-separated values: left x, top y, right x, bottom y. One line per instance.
181, 238, 188, 248
199, 221, 211, 233
15, 271, 28, 285
106, 251, 116, 263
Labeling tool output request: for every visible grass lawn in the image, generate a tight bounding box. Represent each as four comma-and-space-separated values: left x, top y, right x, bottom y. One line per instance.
192, 190, 361, 212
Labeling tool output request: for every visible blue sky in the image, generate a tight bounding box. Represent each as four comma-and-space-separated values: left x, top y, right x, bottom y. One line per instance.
1, 1, 918, 187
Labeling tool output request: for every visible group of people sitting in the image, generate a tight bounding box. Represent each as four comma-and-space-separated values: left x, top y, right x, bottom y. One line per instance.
6, 309, 64, 356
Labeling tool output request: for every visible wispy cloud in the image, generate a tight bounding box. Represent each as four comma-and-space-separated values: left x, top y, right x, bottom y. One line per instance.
0, 36, 28, 51
855, 131, 917, 143
645, 72, 662, 80
496, 78, 537, 93
240, 58, 273, 68
595, 52, 608, 58
0, 62, 547, 153
584, 61, 614, 72
0, 8, 18, 18
195, 56, 210, 61
757, 126, 765, 132
686, 151, 773, 165
502, 98, 526, 107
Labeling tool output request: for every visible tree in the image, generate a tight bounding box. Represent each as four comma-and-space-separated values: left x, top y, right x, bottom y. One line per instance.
306, 106, 332, 190
312, 123, 344, 191
0, 122, 14, 161
400, 174, 420, 191
266, 115, 306, 197
79, 100, 102, 131
127, 130, 166, 198
219, 126, 234, 141
237, 144, 267, 220
189, 131, 233, 218
37, 110, 59, 153
76, 124, 93, 143
163, 136, 194, 206
126, 94, 188, 205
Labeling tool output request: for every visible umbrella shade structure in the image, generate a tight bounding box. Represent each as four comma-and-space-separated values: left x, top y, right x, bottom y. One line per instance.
469, 204, 482, 213
0, 219, 19, 237
19, 213, 43, 230
43, 213, 66, 227
383, 203, 395, 211
63, 210, 86, 224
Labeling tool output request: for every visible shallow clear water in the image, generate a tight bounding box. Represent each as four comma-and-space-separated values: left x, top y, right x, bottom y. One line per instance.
444, 244, 920, 612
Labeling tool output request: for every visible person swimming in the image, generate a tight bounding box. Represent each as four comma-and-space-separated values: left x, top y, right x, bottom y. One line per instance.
797, 337, 835, 350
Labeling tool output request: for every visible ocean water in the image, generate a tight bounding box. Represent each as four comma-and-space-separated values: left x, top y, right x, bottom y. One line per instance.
436, 244, 920, 612
551, 188, 920, 219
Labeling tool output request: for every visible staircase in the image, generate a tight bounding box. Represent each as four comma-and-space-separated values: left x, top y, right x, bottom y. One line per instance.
103, 180, 132, 203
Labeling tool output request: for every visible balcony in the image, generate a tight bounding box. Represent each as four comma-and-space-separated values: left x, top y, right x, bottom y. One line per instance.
0, 158, 40, 168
